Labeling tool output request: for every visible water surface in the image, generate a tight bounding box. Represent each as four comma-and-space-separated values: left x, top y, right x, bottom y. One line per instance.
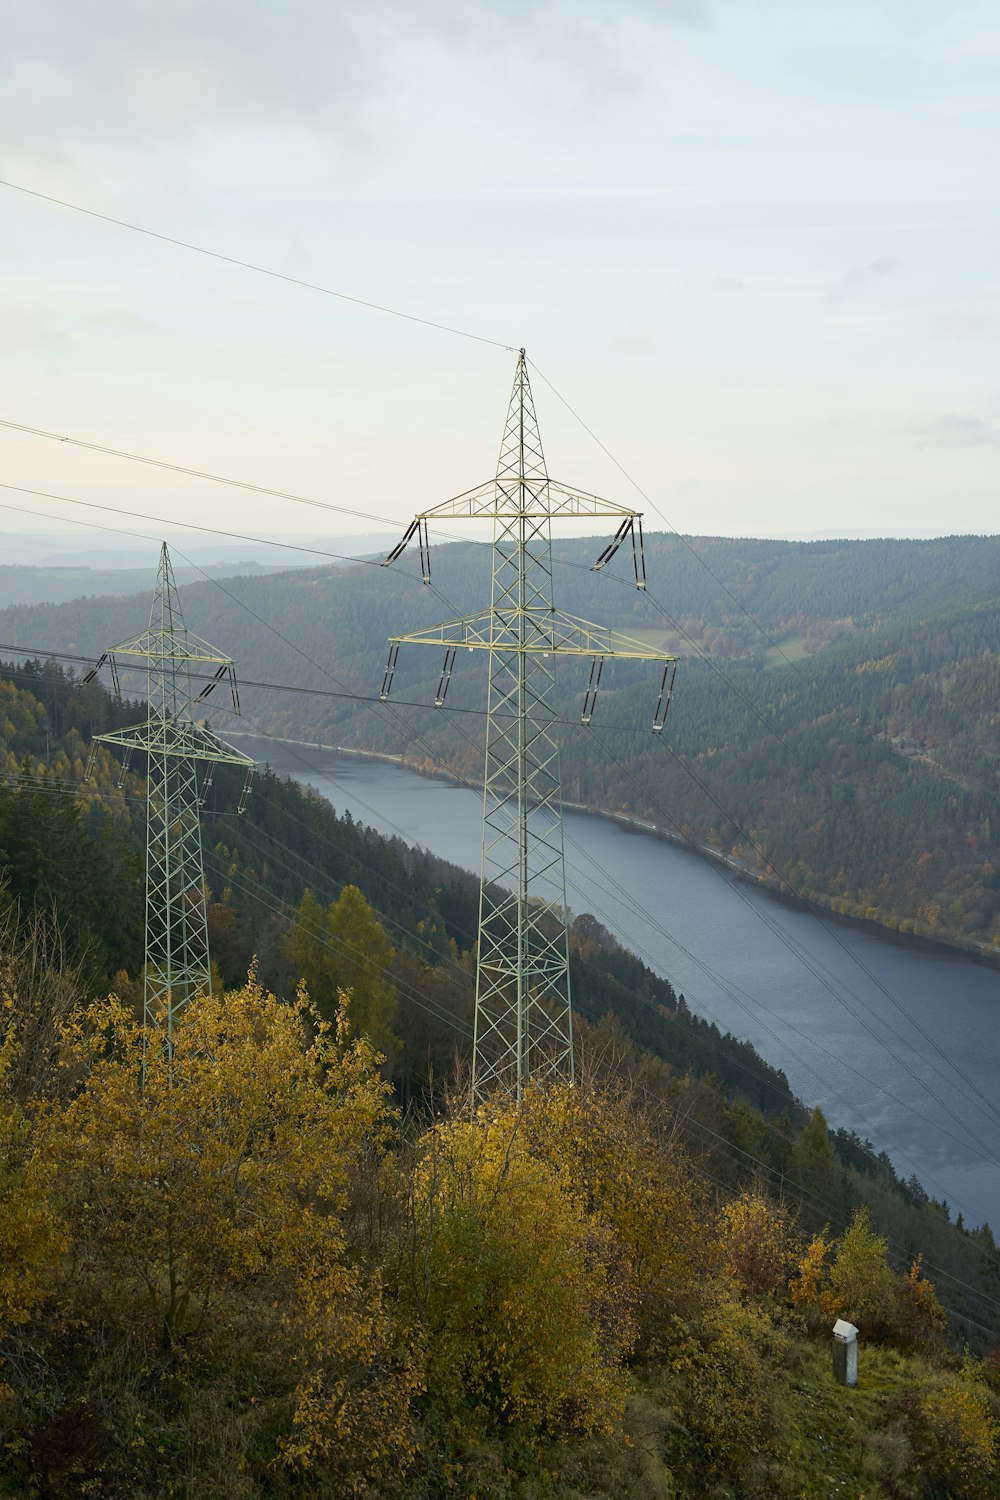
254, 740, 1000, 1232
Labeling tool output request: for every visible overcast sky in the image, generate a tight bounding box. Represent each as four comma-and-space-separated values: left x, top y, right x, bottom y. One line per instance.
1, 0, 997, 553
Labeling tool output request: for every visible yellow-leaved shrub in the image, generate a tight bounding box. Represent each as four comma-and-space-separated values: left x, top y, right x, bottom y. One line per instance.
906, 1364, 1000, 1498
896, 1255, 948, 1347
790, 1208, 946, 1349
511, 1080, 719, 1355
32, 980, 417, 1494
665, 1293, 788, 1492
719, 1188, 796, 1298
0, 1030, 66, 1379
399, 1091, 634, 1439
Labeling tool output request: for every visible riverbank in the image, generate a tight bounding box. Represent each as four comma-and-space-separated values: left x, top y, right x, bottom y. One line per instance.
233, 732, 1000, 970
238, 731, 1000, 1229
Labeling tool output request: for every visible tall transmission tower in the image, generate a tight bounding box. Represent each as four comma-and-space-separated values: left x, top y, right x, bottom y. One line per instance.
87, 542, 255, 1049
381, 351, 678, 1100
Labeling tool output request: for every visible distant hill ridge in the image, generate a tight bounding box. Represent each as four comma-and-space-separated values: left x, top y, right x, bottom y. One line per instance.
2, 530, 998, 951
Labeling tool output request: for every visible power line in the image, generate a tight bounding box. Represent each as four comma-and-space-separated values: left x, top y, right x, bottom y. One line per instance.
0, 408, 861, 809
527, 357, 808, 674
3, 720, 995, 1248
581, 724, 1000, 1159
8, 609, 999, 1183
0, 638, 649, 732
7, 447, 1000, 1206
124, 525, 1000, 1168
0, 417, 396, 530
0, 482, 390, 568
0, 401, 881, 815
0, 164, 935, 711
0, 392, 896, 918
0, 173, 964, 734
0, 176, 516, 353
0, 413, 513, 563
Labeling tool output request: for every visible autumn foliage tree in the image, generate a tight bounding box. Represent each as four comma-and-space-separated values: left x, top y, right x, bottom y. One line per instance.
510, 1079, 718, 1356
908, 1364, 1000, 1499
719, 1188, 796, 1298
15, 980, 417, 1496
396, 1089, 635, 1444
896, 1255, 948, 1347
0, 916, 73, 1384
0, 1050, 65, 1374
789, 1207, 947, 1349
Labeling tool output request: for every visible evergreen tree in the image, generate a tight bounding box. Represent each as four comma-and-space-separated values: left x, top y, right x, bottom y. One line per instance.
286, 885, 399, 1057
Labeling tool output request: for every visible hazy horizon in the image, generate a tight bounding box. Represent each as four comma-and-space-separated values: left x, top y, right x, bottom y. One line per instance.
1, 2, 997, 549
2, 521, 998, 581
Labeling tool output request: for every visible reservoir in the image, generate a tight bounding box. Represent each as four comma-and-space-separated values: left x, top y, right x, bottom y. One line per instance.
255, 739, 1000, 1233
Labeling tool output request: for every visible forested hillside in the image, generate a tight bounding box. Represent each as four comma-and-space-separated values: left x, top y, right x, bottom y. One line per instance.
3, 657, 1000, 1494
0, 560, 289, 609
3, 531, 999, 952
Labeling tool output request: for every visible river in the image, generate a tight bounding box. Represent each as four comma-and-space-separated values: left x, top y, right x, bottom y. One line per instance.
252, 739, 1000, 1232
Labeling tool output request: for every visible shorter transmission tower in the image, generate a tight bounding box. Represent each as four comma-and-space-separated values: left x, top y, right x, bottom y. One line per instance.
381, 351, 679, 1100
87, 542, 255, 1048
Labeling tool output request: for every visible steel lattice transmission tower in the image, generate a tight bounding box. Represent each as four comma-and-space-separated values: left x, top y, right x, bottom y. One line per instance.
381, 351, 679, 1100
87, 542, 255, 1047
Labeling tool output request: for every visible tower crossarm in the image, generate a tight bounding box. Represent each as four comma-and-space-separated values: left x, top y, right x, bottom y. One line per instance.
94, 719, 255, 768
101, 629, 234, 667
390, 606, 678, 664
385, 479, 648, 587
412, 478, 641, 523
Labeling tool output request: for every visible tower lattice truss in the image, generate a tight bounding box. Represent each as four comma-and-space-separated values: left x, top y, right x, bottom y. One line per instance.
89, 543, 255, 1044
382, 351, 679, 1099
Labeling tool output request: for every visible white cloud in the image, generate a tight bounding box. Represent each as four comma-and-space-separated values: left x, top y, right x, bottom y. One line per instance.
902, 413, 1000, 449
827, 258, 899, 303
932, 311, 997, 341
1, 1, 999, 540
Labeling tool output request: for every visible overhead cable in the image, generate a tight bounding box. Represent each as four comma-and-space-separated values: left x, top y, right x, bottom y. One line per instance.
0, 176, 516, 352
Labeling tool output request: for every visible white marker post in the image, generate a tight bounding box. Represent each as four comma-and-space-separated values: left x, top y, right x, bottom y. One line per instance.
832, 1319, 859, 1387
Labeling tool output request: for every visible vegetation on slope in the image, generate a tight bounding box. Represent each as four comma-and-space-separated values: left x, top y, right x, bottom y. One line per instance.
2, 975, 999, 1498
0, 660, 997, 1300
2, 657, 1000, 1492
1, 654, 1000, 1488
